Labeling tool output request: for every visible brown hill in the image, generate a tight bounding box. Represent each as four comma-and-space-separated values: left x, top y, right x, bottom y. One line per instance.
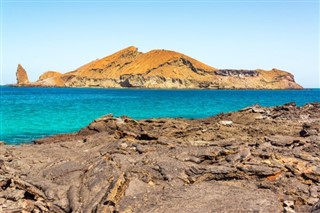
120, 49, 217, 78
19, 46, 303, 89
72, 46, 141, 79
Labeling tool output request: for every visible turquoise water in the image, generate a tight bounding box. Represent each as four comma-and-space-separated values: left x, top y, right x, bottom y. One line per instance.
1, 86, 319, 145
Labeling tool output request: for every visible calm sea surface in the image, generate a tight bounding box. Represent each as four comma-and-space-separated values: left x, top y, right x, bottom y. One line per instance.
1, 86, 319, 145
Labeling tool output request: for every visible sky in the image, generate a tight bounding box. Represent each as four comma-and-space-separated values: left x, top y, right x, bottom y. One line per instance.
0, 0, 319, 88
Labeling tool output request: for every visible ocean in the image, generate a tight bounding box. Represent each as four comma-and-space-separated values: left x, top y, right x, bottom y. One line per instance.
1, 86, 319, 145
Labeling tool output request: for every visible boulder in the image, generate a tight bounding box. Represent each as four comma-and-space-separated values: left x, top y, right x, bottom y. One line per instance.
219, 120, 233, 126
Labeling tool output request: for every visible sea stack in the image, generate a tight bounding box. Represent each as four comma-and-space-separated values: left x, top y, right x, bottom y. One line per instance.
16, 64, 30, 85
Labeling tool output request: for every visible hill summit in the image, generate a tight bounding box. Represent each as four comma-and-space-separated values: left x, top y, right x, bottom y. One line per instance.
17, 46, 302, 89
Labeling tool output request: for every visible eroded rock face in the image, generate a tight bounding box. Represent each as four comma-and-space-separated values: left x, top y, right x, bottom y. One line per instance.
1, 103, 319, 212
215, 69, 259, 77
16, 64, 29, 85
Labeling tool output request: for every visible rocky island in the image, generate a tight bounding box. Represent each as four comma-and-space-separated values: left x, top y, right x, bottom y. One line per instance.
16, 46, 302, 89
1, 103, 319, 212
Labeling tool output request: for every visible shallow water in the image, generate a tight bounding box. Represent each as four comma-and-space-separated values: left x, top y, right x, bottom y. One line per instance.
1, 86, 319, 144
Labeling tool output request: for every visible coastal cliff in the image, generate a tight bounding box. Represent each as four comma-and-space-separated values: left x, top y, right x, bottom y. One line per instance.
0, 103, 319, 212
17, 46, 303, 89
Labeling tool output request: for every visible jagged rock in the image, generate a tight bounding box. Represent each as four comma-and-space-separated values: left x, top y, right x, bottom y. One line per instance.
303, 166, 320, 183
265, 135, 303, 147
0, 103, 319, 212
0, 189, 25, 201
16, 64, 29, 85
300, 129, 310, 137
300, 123, 319, 137
284, 200, 295, 208
284, 206, 296, 213
312, 200, 320, 213
214, 69, 259, 77
310, 186, 320, 198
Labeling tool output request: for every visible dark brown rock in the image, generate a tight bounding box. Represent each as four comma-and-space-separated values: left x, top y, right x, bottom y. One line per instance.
0, 103, 319, 212
312, 200, 320, 213
265, 135, 304, 147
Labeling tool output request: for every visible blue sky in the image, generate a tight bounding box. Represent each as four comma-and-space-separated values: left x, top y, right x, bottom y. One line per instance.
1, 0, 319, 87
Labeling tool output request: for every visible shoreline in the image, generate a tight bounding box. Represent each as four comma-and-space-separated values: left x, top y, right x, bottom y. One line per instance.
2, 100, 320, 146
0, 102, 319, 212
4, 84, 310, 90
1, 101, 320, 146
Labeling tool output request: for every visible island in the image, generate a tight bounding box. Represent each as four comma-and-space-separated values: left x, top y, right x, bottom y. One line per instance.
16, 46, 302, 89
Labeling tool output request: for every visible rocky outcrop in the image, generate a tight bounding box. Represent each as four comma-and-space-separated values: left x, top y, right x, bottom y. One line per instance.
215, 69, 259, 77
16, 64, 29, 85
38, 71, 62, 81
19, 46, 302, 89
0, 103, 319, 212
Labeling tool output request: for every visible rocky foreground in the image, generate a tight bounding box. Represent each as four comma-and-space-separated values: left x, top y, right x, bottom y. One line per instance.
1, 103, 320, 212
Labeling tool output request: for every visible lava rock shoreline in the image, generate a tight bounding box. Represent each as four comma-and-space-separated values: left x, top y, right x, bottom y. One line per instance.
0, 103, 319, 212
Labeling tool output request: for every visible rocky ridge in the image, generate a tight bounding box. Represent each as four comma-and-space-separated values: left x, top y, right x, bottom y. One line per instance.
16, 46, 302, 89
0, 103, 319, 212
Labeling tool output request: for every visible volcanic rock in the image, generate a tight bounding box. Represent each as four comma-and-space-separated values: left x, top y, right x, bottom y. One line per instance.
219, 120, 233, 126
0, 103, 319, 212
20, 46, 303, 89
16, 64, 29, 85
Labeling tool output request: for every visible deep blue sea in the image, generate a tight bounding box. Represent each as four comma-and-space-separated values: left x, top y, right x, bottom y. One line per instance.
1, 86, 319, 145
